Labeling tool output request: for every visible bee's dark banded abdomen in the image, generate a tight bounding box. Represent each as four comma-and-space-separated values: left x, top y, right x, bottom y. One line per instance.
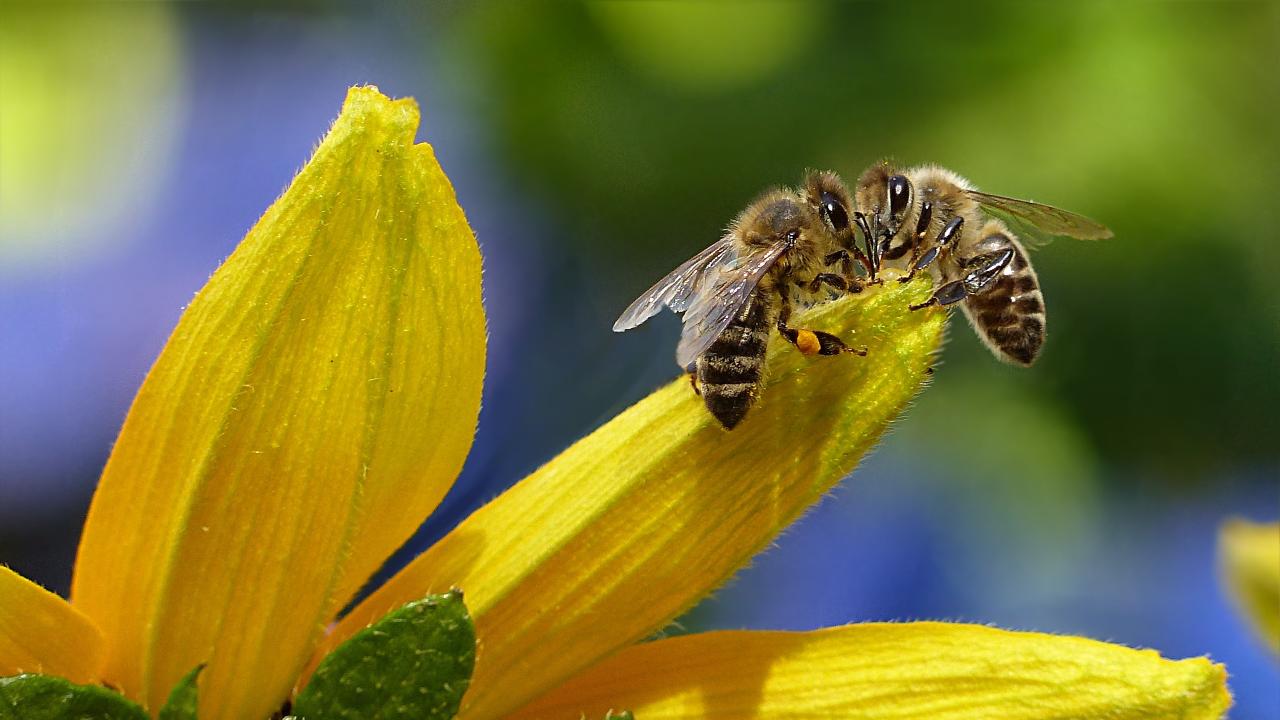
697, 291, 775, 429
962, 236, 1045, 366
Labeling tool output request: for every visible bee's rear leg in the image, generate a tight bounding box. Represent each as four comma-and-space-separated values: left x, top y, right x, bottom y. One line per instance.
780, 326, 869, 356
908, 279, 969, 311
778, 286, 867, 356
908, 247, 1014, 311
685, 364, 701, 396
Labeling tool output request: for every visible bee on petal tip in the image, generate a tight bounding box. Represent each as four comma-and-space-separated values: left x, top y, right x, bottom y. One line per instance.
613, 163, 1111, 428
613, 171, 872, 430
853, 161, 1112, 366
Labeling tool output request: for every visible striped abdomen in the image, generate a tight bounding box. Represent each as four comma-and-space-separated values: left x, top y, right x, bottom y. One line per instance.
697, 291, 776, 429
961, 234, 1046, 366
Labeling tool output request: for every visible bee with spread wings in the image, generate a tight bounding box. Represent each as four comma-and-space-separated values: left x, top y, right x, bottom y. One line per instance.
853, 162, 1112, 365
614, 171, 873, 429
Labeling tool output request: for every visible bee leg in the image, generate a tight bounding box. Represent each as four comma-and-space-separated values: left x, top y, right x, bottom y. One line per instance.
909, 279, 969, 311
802, 330, 868, 356
903, 213, 963, 284
908, 247, 1013, 311
687, 368, 701, 396
922, 217, 964, 274
776, 286, 868, 356
826, 245, 874, 284
958, 248, 1015, 295
896, 200, 935, 281
775, 289, 817, 354
807, 273, 855, 296
900, 246, 941, 283
823, 251, 871, 294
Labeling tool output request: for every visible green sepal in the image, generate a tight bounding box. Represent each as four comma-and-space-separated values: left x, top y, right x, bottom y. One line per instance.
0, 673, 148, 720
293, 589, 475, 720
157, 664, 204, 720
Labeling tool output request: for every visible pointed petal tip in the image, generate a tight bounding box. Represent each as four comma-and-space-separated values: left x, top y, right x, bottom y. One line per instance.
70, 84, 485, 719
511, 622, 1232, 720
339, 85, 421, 140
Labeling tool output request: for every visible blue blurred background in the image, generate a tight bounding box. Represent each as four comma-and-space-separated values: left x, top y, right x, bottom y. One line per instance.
1, 1, 1276, 716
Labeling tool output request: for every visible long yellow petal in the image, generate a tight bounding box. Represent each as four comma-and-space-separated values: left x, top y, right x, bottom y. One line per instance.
1219, 518, 1280, 652
0, 566, 105, 684
70, 86, 484, 719
510, 622, 1231, 720
327, 275, 945, 719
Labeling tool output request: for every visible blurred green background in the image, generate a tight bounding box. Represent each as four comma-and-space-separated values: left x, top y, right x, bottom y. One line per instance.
1, 1, 1277, 717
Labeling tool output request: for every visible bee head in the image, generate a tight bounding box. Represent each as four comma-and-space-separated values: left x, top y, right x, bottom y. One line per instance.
855, 161, 912, 240
803, 170, 854, 240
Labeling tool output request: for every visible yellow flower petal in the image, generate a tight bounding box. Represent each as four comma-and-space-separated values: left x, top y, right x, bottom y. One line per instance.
1219, 518, 1280, 652
327, 275, 945, 719
70, 86, 484, 719
0, 566, 105, 684
510, 622, 1231, 720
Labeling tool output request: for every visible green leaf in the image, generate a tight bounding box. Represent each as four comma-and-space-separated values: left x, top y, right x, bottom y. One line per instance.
293, 590, 475, 720
0, 674, 148, 720
604, 712, 634, 720
157, 664, 203, 720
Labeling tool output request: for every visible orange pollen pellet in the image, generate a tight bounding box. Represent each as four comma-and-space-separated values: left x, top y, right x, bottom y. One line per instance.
796, 329, 821, 356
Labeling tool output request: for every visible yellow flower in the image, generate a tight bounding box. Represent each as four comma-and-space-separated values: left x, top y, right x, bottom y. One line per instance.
0, 86, 1231, 720
1219, 518, 1280, 653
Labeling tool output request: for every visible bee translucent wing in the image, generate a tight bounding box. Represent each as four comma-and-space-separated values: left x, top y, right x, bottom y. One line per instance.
674, 241, 788, 368
613, 236, 739, 332
967, 190, 1113, 246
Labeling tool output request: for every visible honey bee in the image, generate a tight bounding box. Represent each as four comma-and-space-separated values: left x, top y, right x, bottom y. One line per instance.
614, 171, 873, 429
854, 162, 1112, 365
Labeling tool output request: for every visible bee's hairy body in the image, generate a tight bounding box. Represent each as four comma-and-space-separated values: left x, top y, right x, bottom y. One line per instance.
695, 288, 776, 429
614, 172, 870, 430
689, 188, 853, 429
856, 164, 1055, 366
960, 232, 1043, 365
615, 162, 1108, 429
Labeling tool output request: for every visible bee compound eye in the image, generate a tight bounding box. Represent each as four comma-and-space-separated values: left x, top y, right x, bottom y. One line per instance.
888, 175, 910, 217
819, 191, 850, 232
